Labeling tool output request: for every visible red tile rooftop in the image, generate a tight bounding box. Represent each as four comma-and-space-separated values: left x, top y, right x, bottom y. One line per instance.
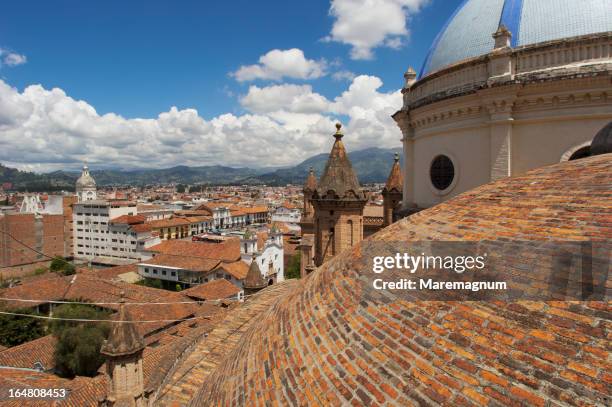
139, 254, 220, 273
182, 279, 241, 301
146, 239, 241, 262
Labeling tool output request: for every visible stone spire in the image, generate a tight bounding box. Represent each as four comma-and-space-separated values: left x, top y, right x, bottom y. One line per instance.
101, 292, 146, 407
101, 293, 144, 357
304, 167, 318, 192
244, 254, 267, 293
315, 123, 366, 200
382, 153, 403, 227
384, 153, 403, 193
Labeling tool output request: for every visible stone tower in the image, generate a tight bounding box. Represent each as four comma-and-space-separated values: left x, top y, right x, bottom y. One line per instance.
382, 153, 403, 227
311, 124, 367, 266
75, 164, 97, 202
101, 293, 146, 407
303, 167, 317, 221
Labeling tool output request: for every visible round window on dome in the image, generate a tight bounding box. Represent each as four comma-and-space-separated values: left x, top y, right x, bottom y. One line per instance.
430, 155, 455, 191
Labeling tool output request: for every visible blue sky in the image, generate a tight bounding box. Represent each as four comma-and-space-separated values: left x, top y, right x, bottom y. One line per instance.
0, 0, 462, 171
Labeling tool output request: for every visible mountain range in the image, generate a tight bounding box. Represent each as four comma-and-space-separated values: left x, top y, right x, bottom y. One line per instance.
0, 147, 403, 191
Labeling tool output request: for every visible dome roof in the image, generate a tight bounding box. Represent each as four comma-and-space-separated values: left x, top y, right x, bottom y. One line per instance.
420, 0, 612, 78
191, 154, 611, 406
76, 165, 96, 188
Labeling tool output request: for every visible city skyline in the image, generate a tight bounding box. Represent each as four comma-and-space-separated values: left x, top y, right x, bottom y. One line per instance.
0, 0, 459, 172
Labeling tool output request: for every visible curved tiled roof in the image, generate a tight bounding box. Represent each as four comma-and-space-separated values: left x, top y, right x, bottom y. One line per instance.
191, 154, 611, 406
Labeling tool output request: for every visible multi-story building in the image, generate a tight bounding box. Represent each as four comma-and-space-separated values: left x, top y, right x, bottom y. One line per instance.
72, 201, 160, 264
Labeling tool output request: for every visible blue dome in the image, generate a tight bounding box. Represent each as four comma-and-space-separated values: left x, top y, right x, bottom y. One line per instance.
420, 0, 612, 78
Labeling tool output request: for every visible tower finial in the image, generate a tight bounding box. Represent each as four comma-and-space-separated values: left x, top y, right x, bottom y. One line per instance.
394, 153, 400, 162
334, 123, 343, 140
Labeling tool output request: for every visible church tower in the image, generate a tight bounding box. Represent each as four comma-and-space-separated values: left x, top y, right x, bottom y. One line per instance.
101, 293, 146, 407
382, 153, 403, 227
303, 167, 317, 221
311, 124, 367, 266
75, 164, 97, 202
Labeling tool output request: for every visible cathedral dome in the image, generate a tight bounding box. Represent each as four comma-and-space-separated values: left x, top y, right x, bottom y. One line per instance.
76, 165, 96, 188
420, 0, 612, 77
191, 154, 611, 406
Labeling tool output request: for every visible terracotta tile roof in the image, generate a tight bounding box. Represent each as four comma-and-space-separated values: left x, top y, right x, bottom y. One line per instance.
146, 239, 241, 262
140, 254, 220, 273
131, 223, 153, 233
182, 279, 241, 301
155, 282, 298, 406
0, 369, 108, 407
0, 274, 70, 309
230, 205, 268, 214
110, 214, 146, 225
0, 335, 57, 371
189, 154, 612, 406
147, 217, 190, 228
229, 209, 246, 216
78, 264, 139, 281
176, 209, 213, 217
214, 261, 249, 280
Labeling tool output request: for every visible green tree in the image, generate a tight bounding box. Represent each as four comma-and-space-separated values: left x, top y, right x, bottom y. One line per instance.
176, 184, 186, 193
0, 308, 45, 347
136, 277, 162, 289
50, 304, 110, 378
49, 257, 76, 276
285, 252, 301, 280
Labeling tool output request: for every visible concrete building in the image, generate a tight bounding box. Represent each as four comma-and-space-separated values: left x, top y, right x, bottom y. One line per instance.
72, 201, 160, 264
393, 0, 612, 212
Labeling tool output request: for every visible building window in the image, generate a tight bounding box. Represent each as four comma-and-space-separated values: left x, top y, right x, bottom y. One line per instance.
430, 155, 454, 191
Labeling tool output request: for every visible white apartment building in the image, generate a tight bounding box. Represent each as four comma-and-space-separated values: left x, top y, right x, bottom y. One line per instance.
73, 201, 160, 264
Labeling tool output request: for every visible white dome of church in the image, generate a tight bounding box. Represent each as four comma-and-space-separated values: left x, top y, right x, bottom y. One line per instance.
393, 0, 612, 214
421, 0, 612, 77
75, 164, 97, 202
76, 165, 96, 188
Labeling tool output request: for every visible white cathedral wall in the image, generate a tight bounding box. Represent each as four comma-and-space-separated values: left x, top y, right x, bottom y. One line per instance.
404, 75, 612, 209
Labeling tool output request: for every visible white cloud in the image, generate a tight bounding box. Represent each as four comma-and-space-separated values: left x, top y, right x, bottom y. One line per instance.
240, 84, 329, 114
0, 48, 27, 67
231, 48, 327, 82
0, 76, 402, 172
325, 0, 430, 59
332, 70, 356, 81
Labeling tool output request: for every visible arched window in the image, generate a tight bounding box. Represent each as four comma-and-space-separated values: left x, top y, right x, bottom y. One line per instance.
430, 155, 455, 191
568, 146, 591, 161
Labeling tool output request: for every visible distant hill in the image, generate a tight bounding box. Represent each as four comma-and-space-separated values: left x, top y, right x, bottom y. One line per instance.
246, 147, 403, 185
0, 147, 403, 190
